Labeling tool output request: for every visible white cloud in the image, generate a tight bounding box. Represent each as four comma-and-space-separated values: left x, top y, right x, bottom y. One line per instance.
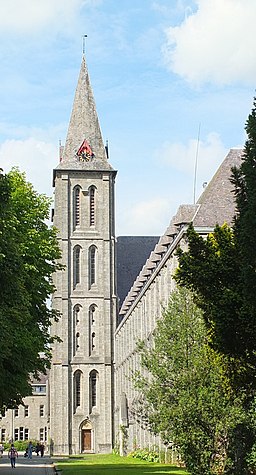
0, 138, 57, 198
158, 132, 227, 172
116, 133, 230, 235
163, 0, 256, 86
155, 132, 228, 199
118, 198, 171, 236
0, 0, 98, 35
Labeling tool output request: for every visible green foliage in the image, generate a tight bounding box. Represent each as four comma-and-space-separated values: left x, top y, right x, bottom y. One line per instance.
128, 447, 160, 462
175, 223, 240, 360
119, 424, 128, 455
173, 98, 256, 473
175, 98, 256, 398
134, 288, 248, 475
4, 439, 38, 451
0, 168, 62, 408
246, 444, 256, 474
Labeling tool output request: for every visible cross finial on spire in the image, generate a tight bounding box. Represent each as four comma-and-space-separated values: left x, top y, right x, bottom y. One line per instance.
82, 35, 87, 55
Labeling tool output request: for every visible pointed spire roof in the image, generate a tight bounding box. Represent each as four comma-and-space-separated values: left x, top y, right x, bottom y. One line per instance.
60, 55, 112, 170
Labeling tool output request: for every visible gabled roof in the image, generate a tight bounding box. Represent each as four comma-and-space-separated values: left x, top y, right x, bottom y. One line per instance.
193, 148, 242, 227
118, 148, 243, 319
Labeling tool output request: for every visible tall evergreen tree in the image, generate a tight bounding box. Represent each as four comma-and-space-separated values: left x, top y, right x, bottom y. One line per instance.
231, 97, 256, 364
174, 98, 256, 474
175, 98, 256, 396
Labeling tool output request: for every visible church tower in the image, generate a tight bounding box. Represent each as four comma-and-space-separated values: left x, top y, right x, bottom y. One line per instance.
49, 55, 117, 455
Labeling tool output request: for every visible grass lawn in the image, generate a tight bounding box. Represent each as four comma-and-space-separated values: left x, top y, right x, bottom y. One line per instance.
55, 453, 188, 475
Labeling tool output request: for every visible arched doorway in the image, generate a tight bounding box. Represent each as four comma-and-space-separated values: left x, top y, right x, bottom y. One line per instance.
81, 419, 93, 452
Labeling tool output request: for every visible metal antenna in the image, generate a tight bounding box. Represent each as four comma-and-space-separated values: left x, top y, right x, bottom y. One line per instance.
105, 139, 109, 159
82, 35, 87, 55
193, 123, 201, 205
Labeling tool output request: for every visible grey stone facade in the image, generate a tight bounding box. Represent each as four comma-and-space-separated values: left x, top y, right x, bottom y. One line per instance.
49, 56, 117, 455
0, 55, 243, 456
0, 378, 49, 447
114, 149, 242, 453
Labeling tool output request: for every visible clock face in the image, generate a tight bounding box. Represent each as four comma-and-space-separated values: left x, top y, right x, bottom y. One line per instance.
76, 139, 94, 161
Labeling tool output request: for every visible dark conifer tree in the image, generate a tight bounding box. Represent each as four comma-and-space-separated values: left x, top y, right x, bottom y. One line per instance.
176, 98, 256, 396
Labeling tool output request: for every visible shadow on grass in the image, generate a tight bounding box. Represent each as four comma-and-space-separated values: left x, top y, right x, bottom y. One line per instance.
56, 461, 188, 475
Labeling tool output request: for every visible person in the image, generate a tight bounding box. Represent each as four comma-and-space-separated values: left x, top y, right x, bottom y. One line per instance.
0, 443, 3, 457
40, 443, 44, 457
35, 442, 40, 456
27, 441, 33, 459
8, 444, 18, 468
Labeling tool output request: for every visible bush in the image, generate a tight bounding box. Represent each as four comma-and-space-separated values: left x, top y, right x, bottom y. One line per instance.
128, 447, 160, 463
4, 440, 38, 452
246, 443, 256, 474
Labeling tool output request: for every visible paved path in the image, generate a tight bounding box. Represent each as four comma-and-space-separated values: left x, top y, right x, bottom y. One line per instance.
0, 455, 55, 474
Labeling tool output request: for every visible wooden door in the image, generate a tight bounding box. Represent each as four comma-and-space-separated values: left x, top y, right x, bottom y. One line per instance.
82, 429, 91, 451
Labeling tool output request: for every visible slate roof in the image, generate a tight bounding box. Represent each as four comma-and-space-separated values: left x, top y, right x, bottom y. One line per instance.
116, 236, 159, 308
193, 148, 242, 227
29, 372, 48, 385
118, 148, 243, 319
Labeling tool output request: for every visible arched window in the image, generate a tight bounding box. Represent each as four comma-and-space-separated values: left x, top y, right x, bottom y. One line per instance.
74, 305, 80, 324
74, 371, 82, 411
89, 331, 96, 355
88, 245, 96, 288
76, 332, 80, 350
73, 305, 81, 356
73, 246, 81, 287
73, 186, 81, 228
91, 332, 95, 350
89, 305, 96, 355
89, 370, 98, 412
89, 304, 96, 326
89, 186, 96, 226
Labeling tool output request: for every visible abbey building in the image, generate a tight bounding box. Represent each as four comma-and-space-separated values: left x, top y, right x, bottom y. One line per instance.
0, 56, 242, 455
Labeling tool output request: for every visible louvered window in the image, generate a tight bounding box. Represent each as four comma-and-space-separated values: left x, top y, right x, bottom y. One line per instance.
73, 246, 81, 287
74, 371, 82, 410
74, 186, 81, 227
89, 246, 96, 287
89, 370, 98, 411
89, 186, 95, 226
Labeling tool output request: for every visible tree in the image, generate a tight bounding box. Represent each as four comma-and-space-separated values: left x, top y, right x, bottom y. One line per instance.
175, 223, 244, 387
0, 168, 62, 409
134, 288, 245, 475
175, 99, 256, 395
174, 98, 256, 473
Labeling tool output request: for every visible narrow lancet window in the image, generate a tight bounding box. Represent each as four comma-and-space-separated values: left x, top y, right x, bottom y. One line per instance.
73, 246, 81, 287
89, 186, 96, 226
89, 305, 96, 326
74, 371, 82, 410
73, 305, 81, 356
76, 332, 80, 350
89, 370, 98, 412
74, 186, 81, 228
89, 245, 96, 288
89, 305, 96, 355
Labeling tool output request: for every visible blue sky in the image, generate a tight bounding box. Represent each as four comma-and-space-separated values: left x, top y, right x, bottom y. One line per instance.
0, 0, 255, 235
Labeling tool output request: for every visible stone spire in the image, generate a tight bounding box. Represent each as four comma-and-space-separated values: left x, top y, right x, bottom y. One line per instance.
62, 55, 107, 163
